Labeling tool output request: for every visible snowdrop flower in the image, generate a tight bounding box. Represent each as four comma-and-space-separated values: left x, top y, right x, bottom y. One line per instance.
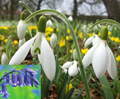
17, 12, 26, 39
46, 19, 53, 26
62, 60, 78, 76
68, 16, 73, 22
19, 38, 26, 47
1, 52, 8, 65
84, 35, 100, 47
9, 15, 56, 81
50, 28, 57, 48
72, 49, 77, 60
82, 25, 116, 79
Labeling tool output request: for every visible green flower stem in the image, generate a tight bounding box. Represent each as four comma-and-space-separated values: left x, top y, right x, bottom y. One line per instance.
19, 1, 38, 28
24, 9, 91, 99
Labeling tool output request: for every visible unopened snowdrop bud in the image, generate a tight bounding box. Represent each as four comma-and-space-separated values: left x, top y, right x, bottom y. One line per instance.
17, 12, 26, 39
19, 38, 26, 47
1, 52, 8, 65
73, 49, 77, 60
68, 16, 73, 22
46, 19, 53, 26
100, 25, 108, 40
38, 14, 46, 33
50, 28, 57, 48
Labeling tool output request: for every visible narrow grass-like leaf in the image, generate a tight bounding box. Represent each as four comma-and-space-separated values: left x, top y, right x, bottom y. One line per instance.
88, 19, 120, 31
102, 85, 117, 96
26, 25, 33, 38
99, 75, 114, 99
64, 88, 74, 99
75, 74, 92, 99
117, 75, 120, 99
58, 72, 68, 98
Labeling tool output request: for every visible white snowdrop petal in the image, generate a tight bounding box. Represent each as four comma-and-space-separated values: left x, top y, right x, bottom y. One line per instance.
64, 69, 68, 74
68, 63, 78, 76
107, 45, 116, 79
38, 34, 56, 81
92, 35, 100, 46
68, 16, 73, 21
9, 35, 37, 65
92, 40, 108, 78
17, 20, 26, 39
46, 19, 53, 26
82, 43, 98, 68
30, 33, 42, 57
1, 52, 8, 65
50, 33, 57, 48
84, 36, 94, 47
62, 62, 73, 69
19, 38, 26, 48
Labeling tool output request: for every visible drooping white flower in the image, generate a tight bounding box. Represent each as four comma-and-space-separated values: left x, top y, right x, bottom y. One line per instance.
68, 16, 73, 22
46, 19, 53, 26
17, 20, 26, 39
19, 38, 26, 48
9, 15, 56, 81
62, 60, 79, 76
82, 26, 116, 79
1, 52, 8, 65
72, 49, 77, 60
50, 33, 57, 48
84, 35, 100, 47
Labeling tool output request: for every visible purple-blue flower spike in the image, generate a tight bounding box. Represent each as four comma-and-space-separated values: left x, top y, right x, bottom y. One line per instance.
6, 74, 11, 84
1, 83, 8, 94
12, 73, 17, 87
2, 93, 10, 98
32, 77, 40, 85
24, 68, 37, 74
17, 73, 24, 87
24, 72, 27, 85
26, 75, 32, 86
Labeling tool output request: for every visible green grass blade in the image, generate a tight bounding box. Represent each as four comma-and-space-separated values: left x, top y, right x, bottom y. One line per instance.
26, 25, 33, 38
64, 88, 74, 99
99, 75, 114, 99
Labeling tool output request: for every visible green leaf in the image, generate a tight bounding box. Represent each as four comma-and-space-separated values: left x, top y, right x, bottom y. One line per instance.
64, 88, 74, 99
117, 75, 120, 99
99, 75, 114, 99
88, 19, 120, 31
102, 85, 117, 96
58, 72, 68, 98
75, 74, 92, 99
26, 25, 32, 38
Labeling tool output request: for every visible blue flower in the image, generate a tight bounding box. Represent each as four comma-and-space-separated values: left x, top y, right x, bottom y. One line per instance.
0, 83, 8, 94
12, 73, 17, 87
17, 73, 24, 87
5, 74, 11, 84
2, 93, 10, 98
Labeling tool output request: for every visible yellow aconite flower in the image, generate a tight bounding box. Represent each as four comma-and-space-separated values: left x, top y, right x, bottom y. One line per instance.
46, 27, 53, 32
66, 36, 72, 41
59, 40, 65, 47
0, 35, 4, 40
65, 83, 73, 94
14, 40, 18, 45
67, 29, 70, 34
116, 55, 120, 62
98, 32, 100, 36
4, 39, 7, 43
46, 37, 51, 41
0, 26, 8, 30
114, 37, 120, 43
45, 32, 51, 36
108, 31, 111, 36
81, 48, 89, 55
109, 36, 114, 41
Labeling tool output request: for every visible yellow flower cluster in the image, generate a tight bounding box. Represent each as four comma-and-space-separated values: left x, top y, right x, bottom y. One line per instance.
116, 55, 120, 62
79, 32, 84, 39
59, 39, 65, 47
29, 26, 37, 31
87, 33, 95, 37
81, 48, 89, 55
110, 37, 120, 43
0, 35, 5, 41
0, 26, 8, 30
46, 27, 53, 32
65, 83, 73, 94
66, 36, 72, 41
